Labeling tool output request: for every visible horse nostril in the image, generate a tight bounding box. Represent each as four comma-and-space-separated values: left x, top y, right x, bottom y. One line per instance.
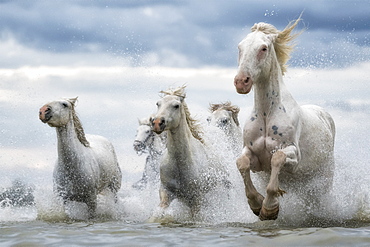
152, 117, 166, 133
217, 118, 229, 128
160, 118, 165, 126
245, 77, 250, 83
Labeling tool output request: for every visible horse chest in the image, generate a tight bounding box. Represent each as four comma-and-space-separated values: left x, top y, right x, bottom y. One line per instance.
244, 115, 296, 171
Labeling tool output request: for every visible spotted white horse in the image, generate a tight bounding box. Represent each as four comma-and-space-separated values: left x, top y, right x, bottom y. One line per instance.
39, 97, 122, 218
234, 18, 335, 220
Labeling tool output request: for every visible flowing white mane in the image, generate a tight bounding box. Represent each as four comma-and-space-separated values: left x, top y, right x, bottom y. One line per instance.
251, 18, 302, 74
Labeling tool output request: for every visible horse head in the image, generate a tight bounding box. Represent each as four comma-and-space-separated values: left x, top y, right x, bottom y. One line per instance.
133, 117, 155, 155
151, 94, 183, 134
208, 102, 240, 132
151, 86, 204, 143
39, 97, 89, 147
234, 18, 301, 94
39, 97, 78, 127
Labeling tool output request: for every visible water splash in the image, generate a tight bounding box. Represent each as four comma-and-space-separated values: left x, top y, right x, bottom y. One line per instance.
1, 122, 369, 227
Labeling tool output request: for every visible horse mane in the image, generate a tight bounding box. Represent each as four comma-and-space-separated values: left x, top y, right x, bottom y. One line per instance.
209, 101, 240, 126
68, 98, 90, 147
160, 86, 204, 144
251, 17, 302, 74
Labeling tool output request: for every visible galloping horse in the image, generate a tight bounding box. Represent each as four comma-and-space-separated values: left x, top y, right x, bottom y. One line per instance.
234, 18, 335, 220
132, 116, 166, 189
39, 97, 122, 218
207, 102, 243, 159
151, 86, 227, 217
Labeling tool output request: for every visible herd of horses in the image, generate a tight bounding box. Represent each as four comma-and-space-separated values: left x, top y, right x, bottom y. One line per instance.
38, 18, 336, 221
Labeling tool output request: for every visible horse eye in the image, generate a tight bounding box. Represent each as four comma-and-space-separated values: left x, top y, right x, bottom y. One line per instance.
62, 102, 68, 108
145, 130, 150, 134
174, 104, 180, 109
156, 102, 160, 107
262, 47, 267, 52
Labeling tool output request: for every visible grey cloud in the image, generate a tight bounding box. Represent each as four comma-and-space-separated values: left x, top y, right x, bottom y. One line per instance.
0, 0, 369, 68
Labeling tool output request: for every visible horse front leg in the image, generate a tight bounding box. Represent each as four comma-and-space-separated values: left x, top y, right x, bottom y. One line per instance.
159, 185, 173, 208
236, 152, 264, 216
86, 195, 98, 220
260, 150, 287, 220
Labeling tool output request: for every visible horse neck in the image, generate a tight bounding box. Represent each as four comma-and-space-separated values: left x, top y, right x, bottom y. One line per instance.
56, 120, 86, 165
253, 57, 296, 115
166, 116, 194, 162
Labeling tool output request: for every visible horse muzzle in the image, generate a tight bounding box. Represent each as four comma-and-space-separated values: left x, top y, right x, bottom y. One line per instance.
133, 140, 146, 154
39, 105, 52, 123
151, 117, 165, 134
234, 74, 253, 94
216, 118, 230, 130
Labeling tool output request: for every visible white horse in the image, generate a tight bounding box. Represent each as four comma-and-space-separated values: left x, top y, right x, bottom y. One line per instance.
207, 102, 243, 159
39, 97, 122, 218
151, 86, 227, 217
132, 117, 166, 190
234, 18, 335, 220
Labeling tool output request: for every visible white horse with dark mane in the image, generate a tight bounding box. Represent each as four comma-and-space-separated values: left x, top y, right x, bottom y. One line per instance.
39, 97, 122, 218
132, 116, 166, 190
151, 86, 228, 218
207, 102, 243, 159
234, 18, 335, 220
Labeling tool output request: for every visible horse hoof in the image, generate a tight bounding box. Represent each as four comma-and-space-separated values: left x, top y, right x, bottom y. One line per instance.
251, 207, 261, 217
259, 206, 279, 221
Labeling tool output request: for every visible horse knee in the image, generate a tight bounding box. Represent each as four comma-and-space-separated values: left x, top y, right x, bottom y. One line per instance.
271, 150, 287, 168
236, 155, 250, 174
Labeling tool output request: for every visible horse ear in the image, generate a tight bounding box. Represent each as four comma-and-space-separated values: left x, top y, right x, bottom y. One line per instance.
68, 97, 78, 105
138, 117, 145, 125
137, 115, 154, 125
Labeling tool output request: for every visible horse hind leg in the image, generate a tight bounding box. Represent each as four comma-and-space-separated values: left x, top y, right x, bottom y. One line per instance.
259, 150, 287, 221
108, 183, 119, 203
108, 172, 122, 203
236, 153, 264, 216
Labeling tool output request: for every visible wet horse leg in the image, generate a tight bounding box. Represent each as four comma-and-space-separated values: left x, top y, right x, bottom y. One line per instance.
259, 150, 287, 220
236, 153, 264, 216
159, 185, 173, 208
86, 196, 97, 219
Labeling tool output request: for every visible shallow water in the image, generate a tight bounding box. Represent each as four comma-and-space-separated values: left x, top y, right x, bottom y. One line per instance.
1, 155, 369, 247
1, 215, 369, 246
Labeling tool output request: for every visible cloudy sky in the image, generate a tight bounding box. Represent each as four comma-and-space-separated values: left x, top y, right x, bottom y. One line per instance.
1, 0, 369, 68
0, 1, 369, 188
